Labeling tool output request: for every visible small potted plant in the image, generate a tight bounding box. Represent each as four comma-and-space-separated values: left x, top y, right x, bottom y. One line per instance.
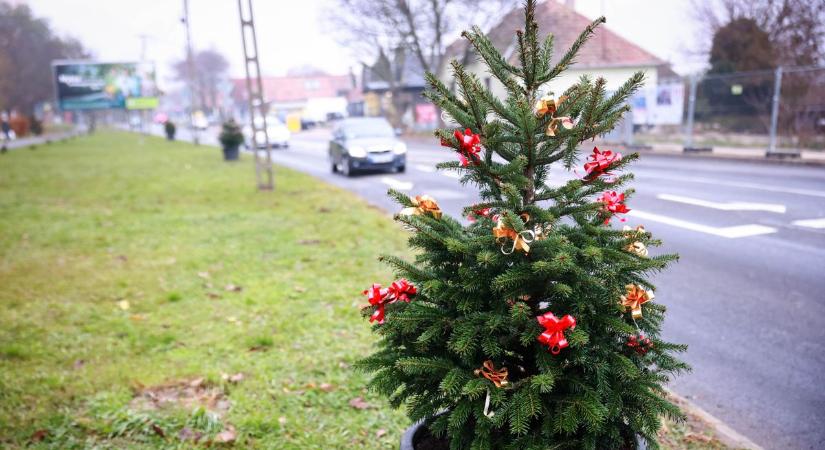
358, 2, 687, 449
218, 119, 244, 161
164, 120, 176, 141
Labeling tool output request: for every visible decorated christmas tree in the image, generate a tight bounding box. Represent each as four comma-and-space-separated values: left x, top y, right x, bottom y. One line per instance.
358, 1, 689, 448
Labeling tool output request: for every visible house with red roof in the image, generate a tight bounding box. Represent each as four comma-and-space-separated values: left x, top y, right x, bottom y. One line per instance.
442, 0, 682, 126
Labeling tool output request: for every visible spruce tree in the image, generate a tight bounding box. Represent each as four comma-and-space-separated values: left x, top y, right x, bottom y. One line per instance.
358, 2, 689, 448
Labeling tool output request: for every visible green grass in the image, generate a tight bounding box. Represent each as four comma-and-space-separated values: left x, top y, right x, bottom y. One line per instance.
0, 131, 731, 449
0, 131, 408, 448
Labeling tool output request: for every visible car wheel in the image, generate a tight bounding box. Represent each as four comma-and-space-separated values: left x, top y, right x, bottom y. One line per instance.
341, 156, 354, 177
331, 160, 339, 173
396, 164, 406, 173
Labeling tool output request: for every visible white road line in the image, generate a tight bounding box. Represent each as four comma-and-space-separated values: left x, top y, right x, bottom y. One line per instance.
442, 172, 462, 179
414, 164, 436, 173
640, 174, 825, 198
791, 218, 825, 229
629, 210, 777, 238
657, 193, 787, 213
380, 176, 413, 191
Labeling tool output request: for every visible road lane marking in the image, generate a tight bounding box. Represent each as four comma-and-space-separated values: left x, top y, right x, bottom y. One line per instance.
380, 176, 413, 191
640, 174, 825, 198
657, 194, 786, 213
414, 164, 436, 173
442, 172, 462, 179
629, 210, 777, 238
791, 218, 825, 229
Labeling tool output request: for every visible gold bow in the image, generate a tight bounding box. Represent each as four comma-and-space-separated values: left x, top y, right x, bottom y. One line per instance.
474, 360, 509, 388
493, 217, 534, 254
535, 95, 573, 136
620, 284, 655, 319
534, 95, 566, 118
399, 195, 442, 220
622, 225, 648, 257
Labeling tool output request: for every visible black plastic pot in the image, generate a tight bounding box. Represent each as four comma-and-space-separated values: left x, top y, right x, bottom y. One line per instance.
400, 421, 648, 450
222, 144, 239, 161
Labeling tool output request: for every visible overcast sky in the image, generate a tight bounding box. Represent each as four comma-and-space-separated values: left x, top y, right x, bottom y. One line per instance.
24, 0, 709, 88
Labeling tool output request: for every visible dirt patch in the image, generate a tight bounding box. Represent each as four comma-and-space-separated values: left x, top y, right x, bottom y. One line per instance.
130, 378, 230, 415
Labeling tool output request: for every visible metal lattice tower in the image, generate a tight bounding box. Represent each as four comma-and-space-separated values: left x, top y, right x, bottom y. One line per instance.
237, 0, 273, 190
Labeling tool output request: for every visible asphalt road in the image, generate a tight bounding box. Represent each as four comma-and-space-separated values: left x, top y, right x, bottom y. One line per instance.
175, 126, 825, 449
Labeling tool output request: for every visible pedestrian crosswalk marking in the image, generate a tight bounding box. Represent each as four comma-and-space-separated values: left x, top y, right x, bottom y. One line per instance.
629, 210, 777, 238
380, 176, 413, 191
657, 194, 786, 213
791, 218, 825, 229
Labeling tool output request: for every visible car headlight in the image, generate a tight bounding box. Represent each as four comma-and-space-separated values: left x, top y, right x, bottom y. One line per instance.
348, 146, 367, 158
393, 142, 407, 155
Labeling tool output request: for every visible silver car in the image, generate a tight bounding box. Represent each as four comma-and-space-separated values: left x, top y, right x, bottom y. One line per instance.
329, 118, 406, 176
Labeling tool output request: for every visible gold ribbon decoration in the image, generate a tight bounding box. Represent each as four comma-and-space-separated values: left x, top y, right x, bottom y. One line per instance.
534, 95, 566, 118
475, 360, 509, 388
534, 95, 574, 136
620, 284, 655, 319
622, 225, 648, 257
546, 117, 574, 137
493, 216, 534, 254
399, 195, 442, 220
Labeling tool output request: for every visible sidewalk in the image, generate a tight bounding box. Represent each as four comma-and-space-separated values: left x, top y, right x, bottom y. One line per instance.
626, 141, 825, 166
2, 130, 81, 151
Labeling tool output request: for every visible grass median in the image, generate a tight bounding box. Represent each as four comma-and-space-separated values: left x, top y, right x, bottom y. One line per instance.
0, 131, 730, 449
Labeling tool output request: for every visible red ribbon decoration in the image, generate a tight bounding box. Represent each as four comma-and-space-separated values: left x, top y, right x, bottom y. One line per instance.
363, 283, 389, 323
467, 207, 492, 223
537, 312, 576, 355
598, 191, 630, 224
363, 279, 417, 324
449, 128, 481, 167
583, 147, 622, 180
387, 278, 417, 302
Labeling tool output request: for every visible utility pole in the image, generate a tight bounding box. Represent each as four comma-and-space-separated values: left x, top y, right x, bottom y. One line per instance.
237, 0, 274, 190
766, 66, 783, 157
182, 0, 200, 145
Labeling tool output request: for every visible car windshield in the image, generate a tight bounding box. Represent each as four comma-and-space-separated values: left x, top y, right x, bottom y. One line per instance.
343, 120, 394, 139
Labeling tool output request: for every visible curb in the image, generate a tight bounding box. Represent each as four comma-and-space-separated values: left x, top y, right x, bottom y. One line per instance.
629, 147, 825, 168
665, 389, 763, 450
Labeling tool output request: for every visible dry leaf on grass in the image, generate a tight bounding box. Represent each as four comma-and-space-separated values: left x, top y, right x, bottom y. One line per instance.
375, 429, 387, 438
278, 416, 287, 425
349, 397, 371, 410
214, 426, 236, 443
221, 372, 245, 383
225, 284, 243, 292
29, 429, 48, 443
319, 383, 334, 392
151, 423, 166, 438
117, 300, 130, 310
197, 271, 210, 279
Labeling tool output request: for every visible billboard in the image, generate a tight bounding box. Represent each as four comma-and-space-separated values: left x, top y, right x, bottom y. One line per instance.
53, 61, 159, 111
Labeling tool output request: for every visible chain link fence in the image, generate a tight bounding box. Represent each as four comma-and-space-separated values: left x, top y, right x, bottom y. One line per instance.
628, 66, 825, 157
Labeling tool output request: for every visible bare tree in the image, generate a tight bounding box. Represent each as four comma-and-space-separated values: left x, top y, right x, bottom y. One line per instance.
173, 49, 229, 117
695, 0, 825, 67
0, 2, 88, 114
323, 0, 518, 124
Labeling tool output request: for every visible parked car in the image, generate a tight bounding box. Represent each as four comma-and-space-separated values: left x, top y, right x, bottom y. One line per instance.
190, 111, 209, 131
329, 117, 406, 176
242, 116, 291, 149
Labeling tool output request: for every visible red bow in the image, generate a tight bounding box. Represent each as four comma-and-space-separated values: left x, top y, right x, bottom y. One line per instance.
583, 147, 622, 180
363, 279, 417, 324
363, 283, 389, 323
387, 278, 416, 302
537, 312, 576, 355
467, 207, 492, 223
451, 128, 481, 167
598, 191, 630, 224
